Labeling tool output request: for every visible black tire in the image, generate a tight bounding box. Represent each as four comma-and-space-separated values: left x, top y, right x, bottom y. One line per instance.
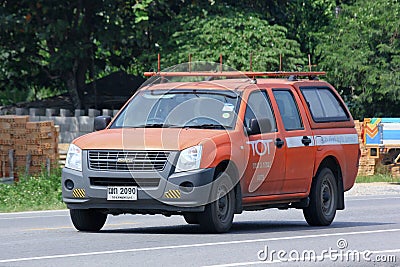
183, 213, 200, 224
198, 173, 235, 233
303, 168, 338, 226
70, 209, 107, 232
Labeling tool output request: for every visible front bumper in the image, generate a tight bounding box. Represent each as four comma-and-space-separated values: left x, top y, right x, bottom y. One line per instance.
62, 165, 215, 214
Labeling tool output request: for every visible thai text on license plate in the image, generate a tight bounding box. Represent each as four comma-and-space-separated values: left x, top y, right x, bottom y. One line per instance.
107, 186, 137, 200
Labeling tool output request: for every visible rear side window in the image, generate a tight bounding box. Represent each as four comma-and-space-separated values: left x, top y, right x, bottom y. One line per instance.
301, 87, 349, 122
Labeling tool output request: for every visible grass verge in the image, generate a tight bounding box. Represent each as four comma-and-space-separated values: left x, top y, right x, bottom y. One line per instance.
356, 174, 400, 183
0, 168, 65, 213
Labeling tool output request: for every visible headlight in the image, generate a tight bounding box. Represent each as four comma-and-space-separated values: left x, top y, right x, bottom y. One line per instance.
65, 144, 82, 172
175, 145, 202, 173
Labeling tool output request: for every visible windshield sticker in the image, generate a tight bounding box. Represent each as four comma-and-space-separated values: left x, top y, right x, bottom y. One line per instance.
222, 103, 235, 112
222, 113, 230, 119
143, 94, 175, 99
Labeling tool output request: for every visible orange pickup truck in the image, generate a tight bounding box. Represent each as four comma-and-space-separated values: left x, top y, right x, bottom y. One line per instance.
62, 69, 360, 233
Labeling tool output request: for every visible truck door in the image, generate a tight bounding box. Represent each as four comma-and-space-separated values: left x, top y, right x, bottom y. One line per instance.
272, 88, 316, 194
242, 89, 286, 196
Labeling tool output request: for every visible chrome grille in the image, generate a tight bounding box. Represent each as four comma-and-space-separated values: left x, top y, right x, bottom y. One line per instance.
88, 150, 170, 171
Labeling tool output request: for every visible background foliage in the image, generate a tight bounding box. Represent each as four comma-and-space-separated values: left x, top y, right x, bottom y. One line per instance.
0, 168, 64, 212
0, 0, 399, 118
316, 0, 400, 118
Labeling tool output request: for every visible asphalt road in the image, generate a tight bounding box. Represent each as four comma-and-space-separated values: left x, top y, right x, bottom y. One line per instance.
1, 194, 400, 267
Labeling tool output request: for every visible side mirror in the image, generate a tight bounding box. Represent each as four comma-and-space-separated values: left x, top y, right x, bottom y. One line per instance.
247, 118, 272, 135
94, 116, 112, 131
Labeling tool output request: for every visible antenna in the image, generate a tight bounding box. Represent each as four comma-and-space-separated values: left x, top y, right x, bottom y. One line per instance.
157, 53, 161, 72
188, 54, 192, 72
250, 53, 253, 72
308, 54, 317, 71
219, 54, 223, 72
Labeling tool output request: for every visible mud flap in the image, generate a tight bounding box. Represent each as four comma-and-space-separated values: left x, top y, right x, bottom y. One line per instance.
337, 177, 345, 210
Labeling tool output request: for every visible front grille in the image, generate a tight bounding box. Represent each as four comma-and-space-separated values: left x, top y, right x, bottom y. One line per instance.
90, 177, 160, 187
88, 150, 170, 172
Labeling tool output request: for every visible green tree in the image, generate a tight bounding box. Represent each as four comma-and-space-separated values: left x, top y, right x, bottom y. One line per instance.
158, 6, 305, 71
317, 0, 400, 118
0, 0, 152, 108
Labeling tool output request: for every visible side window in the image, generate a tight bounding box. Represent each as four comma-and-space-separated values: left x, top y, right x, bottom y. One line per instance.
244, 90, 276, 133
301, 87, 349, 122
273, 90, 303, 131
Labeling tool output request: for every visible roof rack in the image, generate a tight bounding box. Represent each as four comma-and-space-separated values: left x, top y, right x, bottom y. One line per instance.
144, 71, 326, 79
144, 53, 326, 80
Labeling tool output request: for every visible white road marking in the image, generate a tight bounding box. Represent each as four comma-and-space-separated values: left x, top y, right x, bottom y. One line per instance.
0, 214, 68, 220
0, 228, 400, 263
26, 226, 74, 231
0, 209, 67, 216
204, 249, 400, 266
346, 196, 400, 201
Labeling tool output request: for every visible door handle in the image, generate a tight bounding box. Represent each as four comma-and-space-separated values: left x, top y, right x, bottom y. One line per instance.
302, 136, 312, 146
275, 138, 284, 148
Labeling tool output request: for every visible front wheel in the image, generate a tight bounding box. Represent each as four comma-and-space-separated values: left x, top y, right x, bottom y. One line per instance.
198, 173, 235, 233
303, 168, 338, 226
70, 209, 107, 232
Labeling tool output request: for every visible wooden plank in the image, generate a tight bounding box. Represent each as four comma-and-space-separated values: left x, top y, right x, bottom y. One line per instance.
0, 115, 29, 123
0, 122, 11, 129
26, 121, 54, 129
0, 139, 13, 145
0, 133, 11, 140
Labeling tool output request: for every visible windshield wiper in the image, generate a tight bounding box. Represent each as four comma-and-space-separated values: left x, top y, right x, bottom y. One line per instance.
184, 124, 228, 129
130, 123, 181, 128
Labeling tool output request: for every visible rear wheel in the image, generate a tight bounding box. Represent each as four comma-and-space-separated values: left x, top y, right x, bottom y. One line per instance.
198, 172, 235, 233
303, 168, 337, 226
70, 209, 107, 232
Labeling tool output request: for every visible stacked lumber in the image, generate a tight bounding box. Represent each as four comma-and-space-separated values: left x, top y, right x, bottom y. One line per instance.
0, 116, 28, 179
390, 165, 400, 178
355, 120, 376, 176
58, 143, 70, 168
0, 115, 59, 179
358, 157, 378, 176
354, 120, 364, 144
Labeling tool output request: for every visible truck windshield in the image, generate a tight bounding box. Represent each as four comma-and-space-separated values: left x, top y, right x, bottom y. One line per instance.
110, 89, 240, 129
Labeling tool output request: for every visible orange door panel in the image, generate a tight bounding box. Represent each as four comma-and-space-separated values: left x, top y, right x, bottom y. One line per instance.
240, 89, 285, 197
271, 88, 316, 194
242, 132, 286, 196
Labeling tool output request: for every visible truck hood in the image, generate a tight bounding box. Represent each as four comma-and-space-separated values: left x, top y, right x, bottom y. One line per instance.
73, 128, 229, 151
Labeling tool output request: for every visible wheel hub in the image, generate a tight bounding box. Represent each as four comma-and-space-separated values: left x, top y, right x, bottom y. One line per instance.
321, 180, 333, 214
217, 186, 229, 220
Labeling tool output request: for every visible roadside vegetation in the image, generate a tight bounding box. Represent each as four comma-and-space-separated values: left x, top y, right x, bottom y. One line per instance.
356, 175, 400, 184
357, 164, 400, 183
0, 168, 65, 213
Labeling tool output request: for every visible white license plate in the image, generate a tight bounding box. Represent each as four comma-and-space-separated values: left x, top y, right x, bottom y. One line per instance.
107, 186, 137, 201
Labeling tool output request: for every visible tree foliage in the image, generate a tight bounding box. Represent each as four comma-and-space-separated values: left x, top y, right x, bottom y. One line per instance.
317, 0, 400, 118
160, 7, 305, 71
0, 0, 399, 118
0, 0, 152, 108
